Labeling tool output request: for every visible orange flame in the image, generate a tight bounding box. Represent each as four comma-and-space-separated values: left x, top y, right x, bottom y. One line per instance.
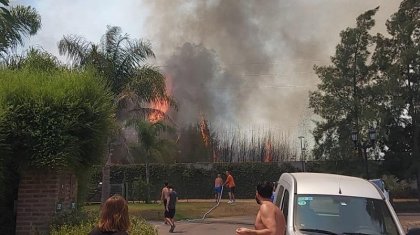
148, 74, 172, 123
263, 138, 273, 162
148, 101, 169, 123
199, 115, 211, 148
199, 114, 218, 162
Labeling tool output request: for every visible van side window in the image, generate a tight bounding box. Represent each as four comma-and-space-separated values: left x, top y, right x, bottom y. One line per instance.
274, 185, 284, 206
281, 189, 289, 223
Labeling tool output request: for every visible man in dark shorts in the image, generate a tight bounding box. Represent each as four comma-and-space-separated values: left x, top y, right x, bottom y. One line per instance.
165, 185, 178, 233
160, 182, 169, 224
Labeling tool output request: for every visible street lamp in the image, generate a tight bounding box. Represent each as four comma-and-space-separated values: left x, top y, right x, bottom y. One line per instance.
298, 136, 306, 172
351, 127, 376, 179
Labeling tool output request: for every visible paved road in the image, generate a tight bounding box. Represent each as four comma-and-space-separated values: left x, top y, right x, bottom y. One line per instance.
152, 216, 255, 235
398, 213, 420, 231
152, 214, 420, 235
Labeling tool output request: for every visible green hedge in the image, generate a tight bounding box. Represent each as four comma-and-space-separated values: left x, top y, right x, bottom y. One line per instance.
0, 68, 114, 169
86, 160, 394, 202
51, 216, 157, 235
87, 163, 297, 201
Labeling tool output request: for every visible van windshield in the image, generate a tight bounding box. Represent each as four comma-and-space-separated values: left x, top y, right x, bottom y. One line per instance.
294, 194, 399, 235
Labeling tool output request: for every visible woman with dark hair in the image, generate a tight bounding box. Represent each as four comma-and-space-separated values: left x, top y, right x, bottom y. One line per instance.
89, 195, 130, 235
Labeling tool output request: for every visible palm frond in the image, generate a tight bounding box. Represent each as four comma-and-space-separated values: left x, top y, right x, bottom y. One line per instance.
10, 5, 41, 35
128, 107, 177, 126
0, 0, 9, 6
102, 26, 123, 54
116, 87, 138, 110
0, 5, 40, 53
127, 40, 155, 67
130, 65, 169, 102
58, 35, 92, 66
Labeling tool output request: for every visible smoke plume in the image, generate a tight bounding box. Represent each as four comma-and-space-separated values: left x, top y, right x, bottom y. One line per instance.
143, 0, 400, 136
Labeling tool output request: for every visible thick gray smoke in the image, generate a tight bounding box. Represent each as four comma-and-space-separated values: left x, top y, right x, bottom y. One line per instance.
144, 0, 401, 136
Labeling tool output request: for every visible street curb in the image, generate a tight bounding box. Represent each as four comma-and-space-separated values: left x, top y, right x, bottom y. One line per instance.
184, 219, 254, 226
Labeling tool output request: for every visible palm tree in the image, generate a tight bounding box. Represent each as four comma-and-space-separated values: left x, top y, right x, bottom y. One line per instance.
0, 0, 41, 57
127, 120, 175, 202
58, 26, 175, 203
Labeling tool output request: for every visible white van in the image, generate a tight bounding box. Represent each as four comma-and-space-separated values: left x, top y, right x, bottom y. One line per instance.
274, 173, 408, 235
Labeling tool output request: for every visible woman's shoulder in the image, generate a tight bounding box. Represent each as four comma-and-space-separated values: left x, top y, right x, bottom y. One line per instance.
114, 232, 129, 235
88, 227, 102, 235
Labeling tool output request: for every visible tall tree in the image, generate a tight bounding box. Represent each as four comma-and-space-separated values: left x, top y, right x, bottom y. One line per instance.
58, 26, 175, 203
58, 26, 173, 110
127, 120, 175, 203
373, 0, 420, 191
309, 8, 379, 163
0, 0, 41, 57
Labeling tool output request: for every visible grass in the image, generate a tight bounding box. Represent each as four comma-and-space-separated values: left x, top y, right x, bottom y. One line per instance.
84, 200, 259, 221
83, 199, 420, 222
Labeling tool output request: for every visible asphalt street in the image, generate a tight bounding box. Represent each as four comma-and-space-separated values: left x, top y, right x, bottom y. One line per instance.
152, 214, 420, 235
152, 216, 255, 235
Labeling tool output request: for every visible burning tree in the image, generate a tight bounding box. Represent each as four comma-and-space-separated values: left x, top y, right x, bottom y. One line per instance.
176, 117, 297, 163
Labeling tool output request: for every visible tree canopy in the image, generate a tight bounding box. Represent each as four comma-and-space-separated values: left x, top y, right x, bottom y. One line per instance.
309, 0, 420, 184
58, 26, 175, 119
0, 0, 41, 57
309, 7, 379, 161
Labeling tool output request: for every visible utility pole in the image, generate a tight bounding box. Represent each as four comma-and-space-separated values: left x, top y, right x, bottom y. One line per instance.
298, 136, 306, 172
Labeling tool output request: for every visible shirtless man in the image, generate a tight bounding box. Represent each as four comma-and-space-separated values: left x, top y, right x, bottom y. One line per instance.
236, 181, 286, 235
160, 182, 170, 224
214, 174, 223, 202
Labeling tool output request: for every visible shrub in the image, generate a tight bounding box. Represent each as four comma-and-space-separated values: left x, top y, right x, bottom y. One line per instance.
382, 174, 413, 198
0, 68, 114, 169
50, 217, 158, 235
51, 209, 97, 230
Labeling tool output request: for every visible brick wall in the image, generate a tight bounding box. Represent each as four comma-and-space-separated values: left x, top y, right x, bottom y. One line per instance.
15, 170, 77, 235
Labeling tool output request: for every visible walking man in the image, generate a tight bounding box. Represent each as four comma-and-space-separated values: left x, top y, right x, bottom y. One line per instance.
160, 182, 169, 224
223, 170, 236, 203
236, 181, 286, 235
165, 185, 178, 233
214, 174, 223, 202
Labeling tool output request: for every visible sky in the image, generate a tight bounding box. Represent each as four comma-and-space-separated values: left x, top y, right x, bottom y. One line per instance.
14, 0, 403, 149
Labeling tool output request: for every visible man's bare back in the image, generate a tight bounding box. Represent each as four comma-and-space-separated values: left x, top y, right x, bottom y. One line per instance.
215, 177, 223, 187
161, 187, 170, 201
236, 182, 285, 235
161, 182, 170, 203
254, 201, 285, 234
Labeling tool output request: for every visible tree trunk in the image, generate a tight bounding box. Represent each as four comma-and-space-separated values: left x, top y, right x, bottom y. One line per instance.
101, 164, 110, 204
145, 151, 150, 203
414, 124, 420, 201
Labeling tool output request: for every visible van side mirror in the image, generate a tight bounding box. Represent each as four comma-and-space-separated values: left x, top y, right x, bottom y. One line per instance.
407, 228, 420, 235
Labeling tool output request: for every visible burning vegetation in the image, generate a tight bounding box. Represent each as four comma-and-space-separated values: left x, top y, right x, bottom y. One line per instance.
176, 117, 297, 163
148, 100, 169, 123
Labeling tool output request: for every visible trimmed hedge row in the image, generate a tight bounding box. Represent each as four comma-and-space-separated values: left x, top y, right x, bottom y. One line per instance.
88, 162, 298, 201
87, 160, 392, 202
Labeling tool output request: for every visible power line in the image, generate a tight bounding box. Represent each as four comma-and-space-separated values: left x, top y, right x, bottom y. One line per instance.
153, 58, 331, 68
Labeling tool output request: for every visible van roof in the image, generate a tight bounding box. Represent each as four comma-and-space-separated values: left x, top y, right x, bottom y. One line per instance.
287, 173, 383, 199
